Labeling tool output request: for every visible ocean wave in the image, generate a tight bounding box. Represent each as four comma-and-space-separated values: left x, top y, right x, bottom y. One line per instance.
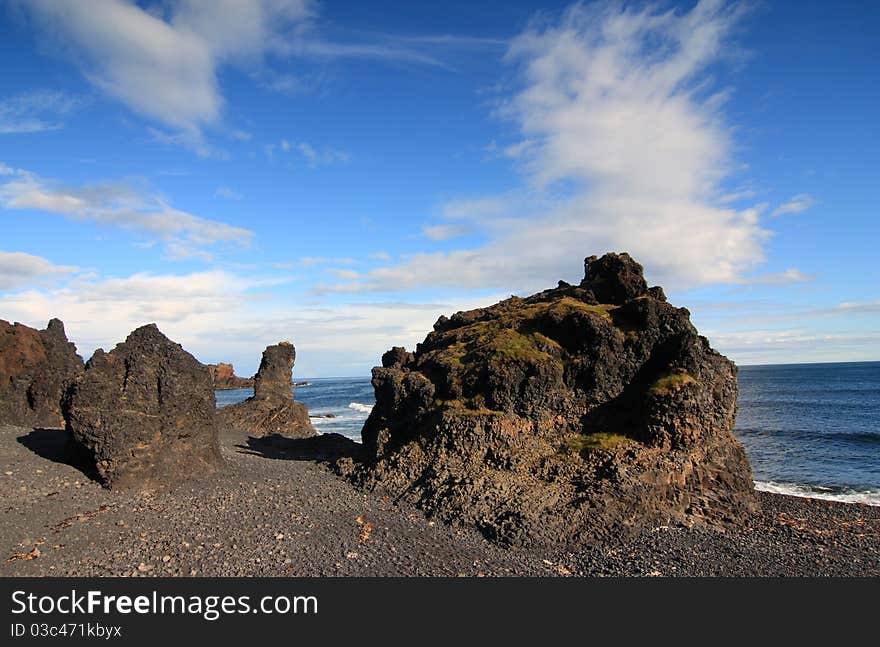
737, 427, 880, 444
348, 402, 373, 414
755, 481, 880, 506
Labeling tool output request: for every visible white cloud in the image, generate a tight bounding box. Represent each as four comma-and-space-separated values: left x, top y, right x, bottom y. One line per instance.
324, 1, 772, 295
264, 139, 351, 167
0, 89, 85, 134
0, 251, 78, 290
295, 141, 350, 168
771, 193, 816, 217
703, 328, 880, 365
215, 186, 243, 200
422, 224, 472, 241
0, 268, 505, 376
740, 268, 811, 285
19, 0, 311, 139
272, 256, 357, 270
147, 127, 229, 159
330, 268, 361, 281
18, 0, 502, 147
0, 164, 253, 257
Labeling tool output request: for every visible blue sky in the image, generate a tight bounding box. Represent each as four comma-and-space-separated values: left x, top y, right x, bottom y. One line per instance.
1, 0, 877, 377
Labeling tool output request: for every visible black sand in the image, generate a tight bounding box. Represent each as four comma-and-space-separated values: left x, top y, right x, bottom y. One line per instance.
1, 424, 877, 577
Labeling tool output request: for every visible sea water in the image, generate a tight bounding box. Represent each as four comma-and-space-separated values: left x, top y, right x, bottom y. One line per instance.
216, 361, 880, 506
737, 361, 879, 505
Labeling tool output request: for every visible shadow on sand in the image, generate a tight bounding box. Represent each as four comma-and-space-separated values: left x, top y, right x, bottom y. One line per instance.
16, 427, 101, 483
236, 432, 364, 464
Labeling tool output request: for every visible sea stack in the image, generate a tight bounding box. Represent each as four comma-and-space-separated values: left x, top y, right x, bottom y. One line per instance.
354, 252, 757, 547
0, 318, 84, 428
217, 342, 316, 438
64, 324, 224, 489
207, 362, 254, 389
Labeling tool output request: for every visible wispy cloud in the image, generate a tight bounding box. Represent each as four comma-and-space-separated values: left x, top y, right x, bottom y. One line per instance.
296, 141, 350, 168
0, 250, 79, 290
17, 0, 311, 143
422, 223, 473, 241
215, 186, 243, 200
265, 139, 351, 168
17, 0, 504, 149
0, 89, 85, 134
324, 1, 771, 295
704, 328, 880, 364
147, 127, 230, 159
0, 268, 504, 376
740, 268, 811, 285
771, 193, 816, 217
272, 256, 357, 270
0, 163, 253, 258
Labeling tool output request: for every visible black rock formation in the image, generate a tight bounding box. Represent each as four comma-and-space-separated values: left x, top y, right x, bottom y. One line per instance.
347, 252, 757, 547
64, 324, 224, 489
217, 342, 316, 439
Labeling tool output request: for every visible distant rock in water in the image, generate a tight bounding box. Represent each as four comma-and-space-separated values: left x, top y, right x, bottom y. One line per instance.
64, 324, 224, 490
207, 362, 254, 389
349, 252, 757, 547
0, 318, 83, 428
217, 342, 316, 439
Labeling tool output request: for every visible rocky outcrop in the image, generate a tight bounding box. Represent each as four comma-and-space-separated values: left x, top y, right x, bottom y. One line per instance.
0, 318, 83, 428
207, 362, 254, 389
350, 252, 757, 547
217, 342, 315, 439
64, 324, 223, 489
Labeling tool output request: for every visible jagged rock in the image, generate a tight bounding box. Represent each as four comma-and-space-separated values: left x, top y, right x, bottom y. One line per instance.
217, 342, 315, 439
351, 252, 757, 547
253, 342, 295, 400
382, 346, 414, 368
207, 362, 254, 389
0, 318, 83, 428
64, 324, 223, 489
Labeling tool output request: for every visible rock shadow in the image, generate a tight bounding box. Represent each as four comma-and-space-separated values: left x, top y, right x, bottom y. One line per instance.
237, 432, 364, 464
16, 427, 101, 482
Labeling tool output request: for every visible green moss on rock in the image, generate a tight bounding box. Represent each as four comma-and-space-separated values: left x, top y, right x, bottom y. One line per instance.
560, 432, 634, 456
649, 369, 697, 395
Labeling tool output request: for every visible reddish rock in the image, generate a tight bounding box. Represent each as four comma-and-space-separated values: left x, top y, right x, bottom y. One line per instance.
217, 342, 315, 439
64, 324, 223, 489
0, 318, 83, 428
207, 362, 254, 389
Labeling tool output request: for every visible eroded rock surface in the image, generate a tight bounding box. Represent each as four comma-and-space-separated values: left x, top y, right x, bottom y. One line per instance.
217, 342, 315, 439
0, 318, 83, 428
350, 252, 757, 547
207, 362, 254, 389
64, 324, 223, 489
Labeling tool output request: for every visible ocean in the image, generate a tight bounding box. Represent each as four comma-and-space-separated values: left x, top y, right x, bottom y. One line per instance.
216, 361, 880, 506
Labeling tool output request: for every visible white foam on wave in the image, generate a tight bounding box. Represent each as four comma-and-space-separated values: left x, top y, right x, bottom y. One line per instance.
348, 402, 373, 414
755, 481, 880, 506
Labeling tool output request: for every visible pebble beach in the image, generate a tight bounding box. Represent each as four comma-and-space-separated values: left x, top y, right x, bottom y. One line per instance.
2, 424, 877, 578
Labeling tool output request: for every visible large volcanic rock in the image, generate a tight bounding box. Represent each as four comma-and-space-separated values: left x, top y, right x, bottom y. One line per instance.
207, 362, 254, 389
64, 324, 223, 489
217, 342, 316, 438
352, 252, 757, 547
0, 318, 83, 428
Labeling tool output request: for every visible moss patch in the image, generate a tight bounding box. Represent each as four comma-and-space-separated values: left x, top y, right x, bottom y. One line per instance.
434, 398, 503, 416
560, 432, 633, 455
520, 296, 616, 321
649, 369, 697, 395
486, 328, 549, 363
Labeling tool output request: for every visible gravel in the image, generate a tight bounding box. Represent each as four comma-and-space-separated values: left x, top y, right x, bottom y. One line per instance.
1, 424, 877, 577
